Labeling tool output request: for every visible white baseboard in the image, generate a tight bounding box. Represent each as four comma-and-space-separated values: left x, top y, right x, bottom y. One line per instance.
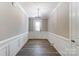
28, 31, 75, 55
0, 32, 28, 45
48, 32, 76, 56
0, 32, 28, 56
1, 31, 76, 56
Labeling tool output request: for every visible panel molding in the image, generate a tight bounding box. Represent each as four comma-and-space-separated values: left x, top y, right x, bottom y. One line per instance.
48, 32, 76, 56
0, 32, 28, 56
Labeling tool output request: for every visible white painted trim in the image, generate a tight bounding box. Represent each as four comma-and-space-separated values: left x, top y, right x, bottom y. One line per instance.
14, 3, 28, 17
0, 32, 28, 45
0, 32, 28, 56
49, 2, 63, 17
48, 32, 72, 56
48, 32, 69, 40
53, 44, 65, 56
14, 33, 29, 56
69, 3, 72, 41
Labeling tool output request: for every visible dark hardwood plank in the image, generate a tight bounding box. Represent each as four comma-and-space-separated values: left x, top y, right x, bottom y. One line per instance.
16, 39, 61, 56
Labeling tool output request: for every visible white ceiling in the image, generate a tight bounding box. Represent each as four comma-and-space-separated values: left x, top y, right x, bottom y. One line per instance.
19, 2, 59, 18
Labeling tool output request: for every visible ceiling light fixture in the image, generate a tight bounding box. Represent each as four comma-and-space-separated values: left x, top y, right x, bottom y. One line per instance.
36, 8, 42, 20
37, 8, 40, 17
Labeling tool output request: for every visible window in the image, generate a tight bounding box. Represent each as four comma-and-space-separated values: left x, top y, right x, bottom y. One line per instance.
29, 17, 48, 32
34, 20, 41, 31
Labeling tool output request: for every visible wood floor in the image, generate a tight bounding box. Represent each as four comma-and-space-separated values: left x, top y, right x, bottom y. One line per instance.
16, 39, 60, 56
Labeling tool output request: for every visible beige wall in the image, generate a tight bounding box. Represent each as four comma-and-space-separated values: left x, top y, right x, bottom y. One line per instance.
0, 3, 28, 40
48, 3, 69, 38
71, 3, 79, 36
70, 2, 79, 46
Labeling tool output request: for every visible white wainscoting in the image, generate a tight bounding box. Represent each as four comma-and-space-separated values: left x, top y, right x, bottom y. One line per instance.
48, 32, 76, 56
71, 34, 79, 56
28, 31, 48, 39
0, 31, 78, 56
0, 32, 28, 56
0, 44, 8, 56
